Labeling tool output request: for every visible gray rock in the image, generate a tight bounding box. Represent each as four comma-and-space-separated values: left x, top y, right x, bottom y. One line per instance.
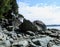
26, 31, 35, 36
19, 19, 38, 33
0, 32, 7, 41
17, 34, 22, 37
3, 40, 11, 47
47, 41, 54, 47
32, 36, 53, 47
47, 39, 60, 47
0, 45, 5, 47
51, 45, 60, 47
49, 33, 58, 37
12, 40, 29, 47
38, 30, 45, 34
33, 20, 46, 31
9, 38, 14, 43
45, 30, 52, 34
32, 40, 41, 46
6, 26, 13, 31
58, 34, 60, 39
28, 39, 38, 47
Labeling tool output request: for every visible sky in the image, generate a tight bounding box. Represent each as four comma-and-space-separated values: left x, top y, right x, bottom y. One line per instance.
17, 0, 60, 25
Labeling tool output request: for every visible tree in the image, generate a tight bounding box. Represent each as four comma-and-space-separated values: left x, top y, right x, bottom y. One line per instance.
0, 0, 18, 19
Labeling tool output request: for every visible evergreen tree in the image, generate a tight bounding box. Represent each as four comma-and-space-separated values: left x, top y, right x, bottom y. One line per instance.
0, 0, 18, 19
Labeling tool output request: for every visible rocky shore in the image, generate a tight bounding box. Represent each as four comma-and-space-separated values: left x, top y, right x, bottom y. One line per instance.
1, 1, 58, 47
1, 0, 60, 47
0, 18, 60, 47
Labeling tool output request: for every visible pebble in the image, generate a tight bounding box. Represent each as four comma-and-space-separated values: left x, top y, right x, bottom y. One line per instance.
0, 25, 60, 47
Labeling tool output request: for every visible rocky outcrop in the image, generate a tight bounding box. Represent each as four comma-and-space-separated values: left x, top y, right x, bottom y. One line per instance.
33, 20, 46, 31
0, 14, 60, 47
19, 19, 38, 34
0, 13, 24, 31
0, 25, 60, 47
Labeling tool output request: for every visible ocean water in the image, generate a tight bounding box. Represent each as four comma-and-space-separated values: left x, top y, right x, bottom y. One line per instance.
47, 26, 60, 30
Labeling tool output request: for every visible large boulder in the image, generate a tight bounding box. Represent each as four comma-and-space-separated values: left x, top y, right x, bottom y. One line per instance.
19, 19, 38, 34
33, 20, 46, 31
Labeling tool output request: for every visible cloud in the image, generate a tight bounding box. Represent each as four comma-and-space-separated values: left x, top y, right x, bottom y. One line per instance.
18, 2, 60, 24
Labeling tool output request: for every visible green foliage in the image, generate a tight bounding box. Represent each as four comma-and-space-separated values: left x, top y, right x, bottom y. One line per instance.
10, 0, 18, 15
0, 0, 18, 19
0, 0, 11, 18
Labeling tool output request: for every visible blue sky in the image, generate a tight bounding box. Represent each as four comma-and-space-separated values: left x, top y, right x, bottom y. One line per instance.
17, 0, 60, 25
17, 0, 60, 6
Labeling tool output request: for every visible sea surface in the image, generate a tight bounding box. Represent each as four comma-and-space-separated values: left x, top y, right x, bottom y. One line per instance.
47, 26, 60, 30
